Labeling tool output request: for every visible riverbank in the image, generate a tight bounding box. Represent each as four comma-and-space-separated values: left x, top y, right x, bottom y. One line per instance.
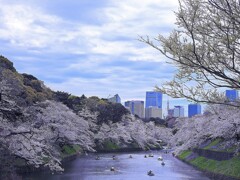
94, 139, 165, 153
15, 143, 162, 176
11, 144, 83, 176
177, 148, 240, 180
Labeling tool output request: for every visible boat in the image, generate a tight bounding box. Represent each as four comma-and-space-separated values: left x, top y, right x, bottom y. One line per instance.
147, 170, 154, 176
158, 156, 163, 161
95, 156, 100, 160
112, 155, 117, 160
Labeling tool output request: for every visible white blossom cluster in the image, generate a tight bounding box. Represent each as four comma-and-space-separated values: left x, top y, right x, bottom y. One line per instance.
0, 100, 95, 171
169, 104, 240, 155
92, 114, 172, 149
0, 99, 172, 172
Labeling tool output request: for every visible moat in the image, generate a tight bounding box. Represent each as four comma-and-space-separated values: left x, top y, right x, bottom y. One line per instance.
22, 151, 210, 180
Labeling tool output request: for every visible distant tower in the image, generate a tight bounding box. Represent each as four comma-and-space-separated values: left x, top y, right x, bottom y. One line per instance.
188, 104, 201, 118
130, 100, 145, 118
146, 91, 162, 108
108, 94, 121, 103
145, 91, 163, 119
225, 90, 238, 101
167, 99, 169, 111
173, 106, 184, 117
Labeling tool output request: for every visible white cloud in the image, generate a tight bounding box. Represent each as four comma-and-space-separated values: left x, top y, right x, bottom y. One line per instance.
0, 0, 178, 59
0, 0, 188, 111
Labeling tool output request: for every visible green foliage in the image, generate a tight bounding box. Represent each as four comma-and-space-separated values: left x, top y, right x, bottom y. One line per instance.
178, 150, 192, 160
0, 56, 16, 72
29, 80, 42, 92
225, 146, 237, 153
68, 95, 77, 99
61, 145, 81, 158
128, 141, 140, 149
1, 64, 52, 106
179, 147, 240, 178
97, 103, 129, 124
42, 157, 50, 163
54, 91, 128, 124
103, 141, 119, 150
203, 138, 222, 150
23, 83, 52, 104
147, 117, 167, 127
24, 86, 38, 104
85, 97, 101, 111
54, 91, 71, 102
190, 156, 217, 171
190, 156, 240, 178
54, 91, 86, 112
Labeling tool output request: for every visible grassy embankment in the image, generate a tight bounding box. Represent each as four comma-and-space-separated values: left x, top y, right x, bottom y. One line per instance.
178, 139, 240, 179
61, 144, 82, 158
96, 140, 140, 152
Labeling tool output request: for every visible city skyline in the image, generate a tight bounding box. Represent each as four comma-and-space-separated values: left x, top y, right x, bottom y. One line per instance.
122, 88, 240, 117
1, 1, 233, 115
123, 91, 195, 118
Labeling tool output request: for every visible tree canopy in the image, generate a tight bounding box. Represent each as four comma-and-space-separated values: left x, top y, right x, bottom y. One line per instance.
140, 0, 240, 106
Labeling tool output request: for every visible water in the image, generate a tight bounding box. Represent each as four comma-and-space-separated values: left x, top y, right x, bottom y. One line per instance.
22, 151, 210, 180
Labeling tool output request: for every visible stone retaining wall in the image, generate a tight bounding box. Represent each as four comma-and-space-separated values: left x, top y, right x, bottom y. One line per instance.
193, 148, 234, 161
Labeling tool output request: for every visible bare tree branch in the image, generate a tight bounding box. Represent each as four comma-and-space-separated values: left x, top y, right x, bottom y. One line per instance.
140, 0, 240, 106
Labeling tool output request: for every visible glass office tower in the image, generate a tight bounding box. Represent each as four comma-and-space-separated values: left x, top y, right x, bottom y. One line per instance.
145, 91, 162, 108
188, 104, 201, 118
225, 90, 238, 101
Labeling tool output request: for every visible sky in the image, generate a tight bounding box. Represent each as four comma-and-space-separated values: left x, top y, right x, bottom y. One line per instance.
0, 0, 194, 116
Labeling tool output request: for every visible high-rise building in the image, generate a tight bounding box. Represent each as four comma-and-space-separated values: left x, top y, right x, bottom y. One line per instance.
225, 90, 238, 101
146, 91, 162, 108
188, 104, 201, 118
167, 99, 169, 112
124, 101, 130, 107
145, 106, 162, 119
173, 106, 184, 117
125, 100, 144, 118
124, 101, 131, 112
167, 109, 174, 118
108, 94, 121, 103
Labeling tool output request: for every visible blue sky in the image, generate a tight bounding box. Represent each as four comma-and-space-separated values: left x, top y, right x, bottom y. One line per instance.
0, 0, 194, 116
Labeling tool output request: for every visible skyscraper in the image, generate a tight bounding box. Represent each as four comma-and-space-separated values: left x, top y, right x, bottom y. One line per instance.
225, 90, 238, 101
188, 104, 201, 118
108, 94, 121, 103
145, 106, 162, 119
167, 99, 169, 111
146, 91, 162, 108
125, 100, 145, 118
173, 106, 184, 117
124, 101, 131, 107
167, 109, 174, 118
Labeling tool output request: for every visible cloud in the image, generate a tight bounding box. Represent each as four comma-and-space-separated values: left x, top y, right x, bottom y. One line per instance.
0, 0, 187, 111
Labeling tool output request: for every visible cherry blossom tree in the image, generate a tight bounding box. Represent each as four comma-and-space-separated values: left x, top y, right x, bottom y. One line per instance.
169, 104, 240, 155
140, 0, 240, 106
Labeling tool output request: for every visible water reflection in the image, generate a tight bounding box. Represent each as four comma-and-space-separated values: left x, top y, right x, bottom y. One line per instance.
22, 151, 210, 180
